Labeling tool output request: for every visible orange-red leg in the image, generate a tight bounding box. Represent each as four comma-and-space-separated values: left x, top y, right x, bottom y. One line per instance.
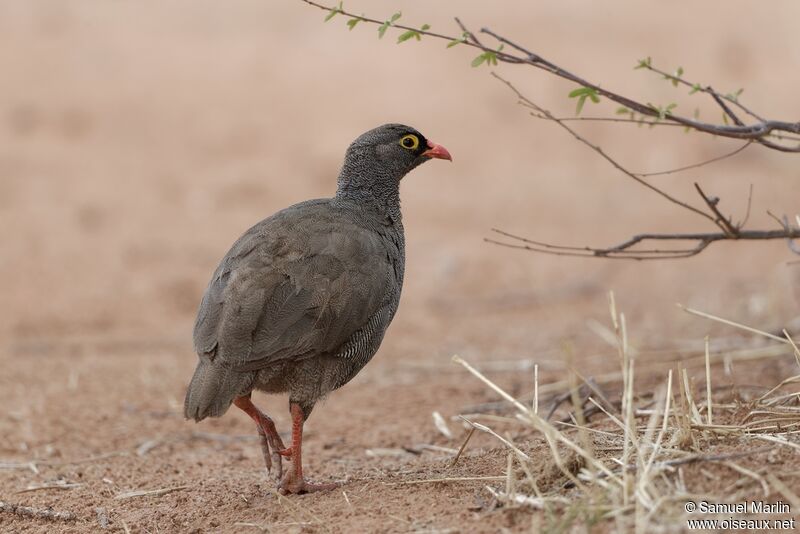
278, 403, 338, 494
233, 395, 286, 481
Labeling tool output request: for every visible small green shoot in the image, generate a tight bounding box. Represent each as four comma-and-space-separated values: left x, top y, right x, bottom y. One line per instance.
647, 102, 677, 121
447, 32, 469, 48
471, 44, 504, 68
346, 17, 362, 30
378, 12, 402, 39
726, 88, 744, 102
397, 24, 430, 43
324, 1, 343, 22
668, 66, 684, 87
568, 86, 601, 115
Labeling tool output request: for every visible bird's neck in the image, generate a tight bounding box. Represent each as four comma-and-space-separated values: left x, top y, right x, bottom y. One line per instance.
335, 170, 402, 222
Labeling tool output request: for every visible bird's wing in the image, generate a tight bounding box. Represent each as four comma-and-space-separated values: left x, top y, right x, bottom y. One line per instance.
192, 202, 396, 372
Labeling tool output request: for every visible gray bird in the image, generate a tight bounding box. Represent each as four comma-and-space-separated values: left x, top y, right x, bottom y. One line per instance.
184, 124, 451, 494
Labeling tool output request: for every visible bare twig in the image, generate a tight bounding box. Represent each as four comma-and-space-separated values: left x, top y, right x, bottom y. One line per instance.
493, 73, 715, 224
694, 183, 738, 236
0, 500, 76, 521
478, 26, 800, 150
737, 184, 755, 229
487, 227, 800, 261
635, 141, 752, 178
386, 475, 505, 486
115, 485, 189, 500
449, 427, 476, 468
16, 481, 83, 493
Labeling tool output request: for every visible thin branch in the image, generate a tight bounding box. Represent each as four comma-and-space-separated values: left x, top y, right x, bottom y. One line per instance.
488, 227, 800, 261
635, 142, 752, 178
764, 213, 800, 255
779, 215, 800, 256
736, 184, 754, 229
708, 90, 791, 152
477, 27, 800, 151
492, 72, 716, 224
694, 183, 739, 236
524, 112, 754, 177
643, 64, 764, 122
299, 0, 463, 43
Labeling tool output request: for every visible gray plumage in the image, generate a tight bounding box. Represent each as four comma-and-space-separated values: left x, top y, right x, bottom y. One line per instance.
184, 124, 448, 422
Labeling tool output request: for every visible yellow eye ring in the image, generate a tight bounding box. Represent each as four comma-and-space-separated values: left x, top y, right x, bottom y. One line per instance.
399, 134, 419, 150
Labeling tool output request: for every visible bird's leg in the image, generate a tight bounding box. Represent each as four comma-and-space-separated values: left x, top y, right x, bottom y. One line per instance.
278, 402, 338, 494
233, 395, 286, 481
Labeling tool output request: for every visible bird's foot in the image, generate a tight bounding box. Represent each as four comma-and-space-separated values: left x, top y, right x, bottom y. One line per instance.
265, 435, 285, 482
256, 426, 286, 482
276, 447, 293, 458
278, 470, 338, 495
278, 479, 338, 495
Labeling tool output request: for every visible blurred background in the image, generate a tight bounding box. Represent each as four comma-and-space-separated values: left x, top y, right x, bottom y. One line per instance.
1, 0, 799, 350
1, 0, 798, 530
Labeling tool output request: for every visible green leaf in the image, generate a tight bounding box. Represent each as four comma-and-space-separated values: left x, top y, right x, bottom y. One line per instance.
397, 24, 429, 43
447, 32, 469, 48
615, 106, 630, 115
568, 87, 586, 98
634, 56, 652, 70
397, 30, 420, 43
575, 95, 588, 115
567, 86, 600, 114
346, 17, 361, 30
378, 11, 402, 39
671, 67, 683, 87
726, 88, 744, 102
470, 45, 503, 68
324, 1, 343, 22
689, 83, 701, 95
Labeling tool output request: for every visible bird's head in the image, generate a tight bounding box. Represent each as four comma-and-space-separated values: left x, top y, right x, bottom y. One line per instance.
340, 124, 452, 189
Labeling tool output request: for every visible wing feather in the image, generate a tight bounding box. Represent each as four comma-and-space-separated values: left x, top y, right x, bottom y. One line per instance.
192, 201, 394, 372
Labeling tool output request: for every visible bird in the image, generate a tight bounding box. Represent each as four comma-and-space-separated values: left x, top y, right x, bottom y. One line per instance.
184, 123, 452, 494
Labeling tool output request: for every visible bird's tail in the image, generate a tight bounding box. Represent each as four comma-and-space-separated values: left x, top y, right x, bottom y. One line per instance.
184, 359, 250, 421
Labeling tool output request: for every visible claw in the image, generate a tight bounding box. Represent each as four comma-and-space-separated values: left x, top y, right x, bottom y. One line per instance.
256, 427, 272, 473
279, 471, 338, 494
233, 395, 287, 482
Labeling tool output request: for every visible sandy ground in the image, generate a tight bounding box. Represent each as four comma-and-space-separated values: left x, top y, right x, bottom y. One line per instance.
1, 1, 799, 532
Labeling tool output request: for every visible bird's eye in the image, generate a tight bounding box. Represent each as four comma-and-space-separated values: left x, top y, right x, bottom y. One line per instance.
399, 134, 419, 150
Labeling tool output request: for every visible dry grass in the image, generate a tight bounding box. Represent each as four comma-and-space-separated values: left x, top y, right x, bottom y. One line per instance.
450, 292, 800, 531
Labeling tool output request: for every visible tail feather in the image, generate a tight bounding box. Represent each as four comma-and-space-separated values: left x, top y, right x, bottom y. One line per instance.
184, 360, 250, 421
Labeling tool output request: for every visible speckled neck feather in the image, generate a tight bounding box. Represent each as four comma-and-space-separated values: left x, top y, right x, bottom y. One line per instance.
335, 145, 403, 221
